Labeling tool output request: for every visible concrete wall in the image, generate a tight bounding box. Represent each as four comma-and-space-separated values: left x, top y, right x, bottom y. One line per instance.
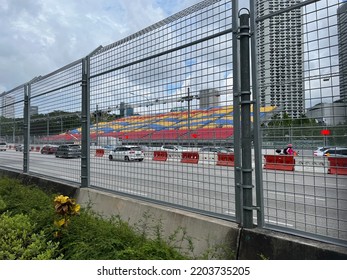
1, 169, 346, 259
76, 187, 240, 259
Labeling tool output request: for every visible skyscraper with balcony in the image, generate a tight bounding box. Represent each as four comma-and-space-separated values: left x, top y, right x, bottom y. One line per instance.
256, 0, 304, 118
1, 95, 15, 119
338, 1, 347, 102
199, 89, 220, 109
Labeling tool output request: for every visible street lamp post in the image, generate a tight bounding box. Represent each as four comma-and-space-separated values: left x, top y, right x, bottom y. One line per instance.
12, 117, 15, 143
96, 105, 99, 146
130, 92, 151, 105
187, 88, 191, 139
181, 87, 193, 141
46, 113, 49, 138
60, 116, 63, 133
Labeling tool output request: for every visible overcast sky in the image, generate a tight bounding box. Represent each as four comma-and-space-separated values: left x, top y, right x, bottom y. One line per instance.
0, 0, 202, 93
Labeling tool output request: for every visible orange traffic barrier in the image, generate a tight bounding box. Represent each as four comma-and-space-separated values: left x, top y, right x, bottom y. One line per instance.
181, 151, 199, 164
328, 157, 347, 175
216, 153, 235, 167
153, 151, 168, 161
95, 149, 105, 157
264, 155, 295, 171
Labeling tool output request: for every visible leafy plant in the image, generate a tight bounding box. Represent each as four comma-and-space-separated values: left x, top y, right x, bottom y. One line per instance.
0, 176, 55, 231
0, 212, 62, 260
53, 195, 80, 236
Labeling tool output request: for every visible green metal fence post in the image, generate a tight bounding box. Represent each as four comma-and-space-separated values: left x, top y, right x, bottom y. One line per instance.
23, 84, 30, 173
81, 57, 90, 188
239, 10, 254, 228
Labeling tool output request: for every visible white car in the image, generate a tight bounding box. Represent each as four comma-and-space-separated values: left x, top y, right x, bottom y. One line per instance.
323, 147, 347, 157
108, 145, 144, 161
199, 147, 233, 154
0, 142, 7, 151
313, 147, 330, 156
160, 145, 187, 151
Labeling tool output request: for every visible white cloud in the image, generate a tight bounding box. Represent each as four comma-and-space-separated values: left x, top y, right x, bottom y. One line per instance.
0, 0, 201, 92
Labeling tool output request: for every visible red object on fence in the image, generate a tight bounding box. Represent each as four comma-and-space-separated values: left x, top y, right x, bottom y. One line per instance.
181, 151, 199, 164
328, 157, 347, 175
95, 149, 105, 157
321, 129, 331, 136
216, 153, 235, 167
36, 146, 40, 152
153, 151, 168, 161
263, 155, 295, 171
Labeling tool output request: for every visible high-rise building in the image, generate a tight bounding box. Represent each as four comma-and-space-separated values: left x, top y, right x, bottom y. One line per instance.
1, 95, 15, 118
338, 1, 347, 102
29, 106, 39, 116
119, 102, 134, 117
257, 0, 304, 118
199, 89, 220, 109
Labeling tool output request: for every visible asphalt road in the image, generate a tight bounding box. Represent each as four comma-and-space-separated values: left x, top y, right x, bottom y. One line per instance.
0, 149, 346, 243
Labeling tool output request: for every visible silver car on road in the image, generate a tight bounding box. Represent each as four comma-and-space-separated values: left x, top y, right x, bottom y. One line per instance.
108, 146, 144, 161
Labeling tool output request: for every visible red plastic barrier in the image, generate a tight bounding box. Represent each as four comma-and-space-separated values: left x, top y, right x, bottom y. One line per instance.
153, 151, 168, 161
95, 149, 105, 157
216, 153, 235, 167
328, 157, 347, 175
181, 151, 199, 164
264, 155, 295, 171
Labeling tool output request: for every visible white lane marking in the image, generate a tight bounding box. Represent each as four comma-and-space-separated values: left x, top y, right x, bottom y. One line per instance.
264, 219, 294, 227
224, 211, 294, 227
267, 191, 326, 202
117, 188, 148, 196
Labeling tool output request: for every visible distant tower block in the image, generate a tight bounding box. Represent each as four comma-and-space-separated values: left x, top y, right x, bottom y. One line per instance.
199, 89, 220, 109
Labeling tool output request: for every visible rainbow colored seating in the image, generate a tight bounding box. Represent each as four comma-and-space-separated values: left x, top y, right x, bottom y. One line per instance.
44, 105, 277, 142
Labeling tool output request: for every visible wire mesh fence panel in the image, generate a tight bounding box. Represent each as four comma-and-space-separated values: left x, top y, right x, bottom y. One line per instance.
0, 86, 25, 171
28, 62, 83, 184
88, 0, 238, 220
256, 0, 347, 245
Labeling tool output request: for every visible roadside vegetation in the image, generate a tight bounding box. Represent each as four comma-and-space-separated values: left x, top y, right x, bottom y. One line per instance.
0, 176, 234, 260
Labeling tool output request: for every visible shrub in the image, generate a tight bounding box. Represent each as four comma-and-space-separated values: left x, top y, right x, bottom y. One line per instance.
57, 210, 187, 260
0, 177, 55, 232
0, 212, 62, 260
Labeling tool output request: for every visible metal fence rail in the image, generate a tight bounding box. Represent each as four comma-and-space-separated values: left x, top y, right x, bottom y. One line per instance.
0, 0, 346, 247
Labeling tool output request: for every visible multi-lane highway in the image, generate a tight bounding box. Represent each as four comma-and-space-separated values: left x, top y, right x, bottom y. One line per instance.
0, 148, 346, 243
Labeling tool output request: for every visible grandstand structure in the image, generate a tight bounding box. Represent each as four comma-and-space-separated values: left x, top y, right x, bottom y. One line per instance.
46, 105, 277, 146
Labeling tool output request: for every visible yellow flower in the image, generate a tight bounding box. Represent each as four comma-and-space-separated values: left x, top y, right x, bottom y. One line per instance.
72, 204, 81, 214
54, 195, 69, 204
54, 218, 66, 227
